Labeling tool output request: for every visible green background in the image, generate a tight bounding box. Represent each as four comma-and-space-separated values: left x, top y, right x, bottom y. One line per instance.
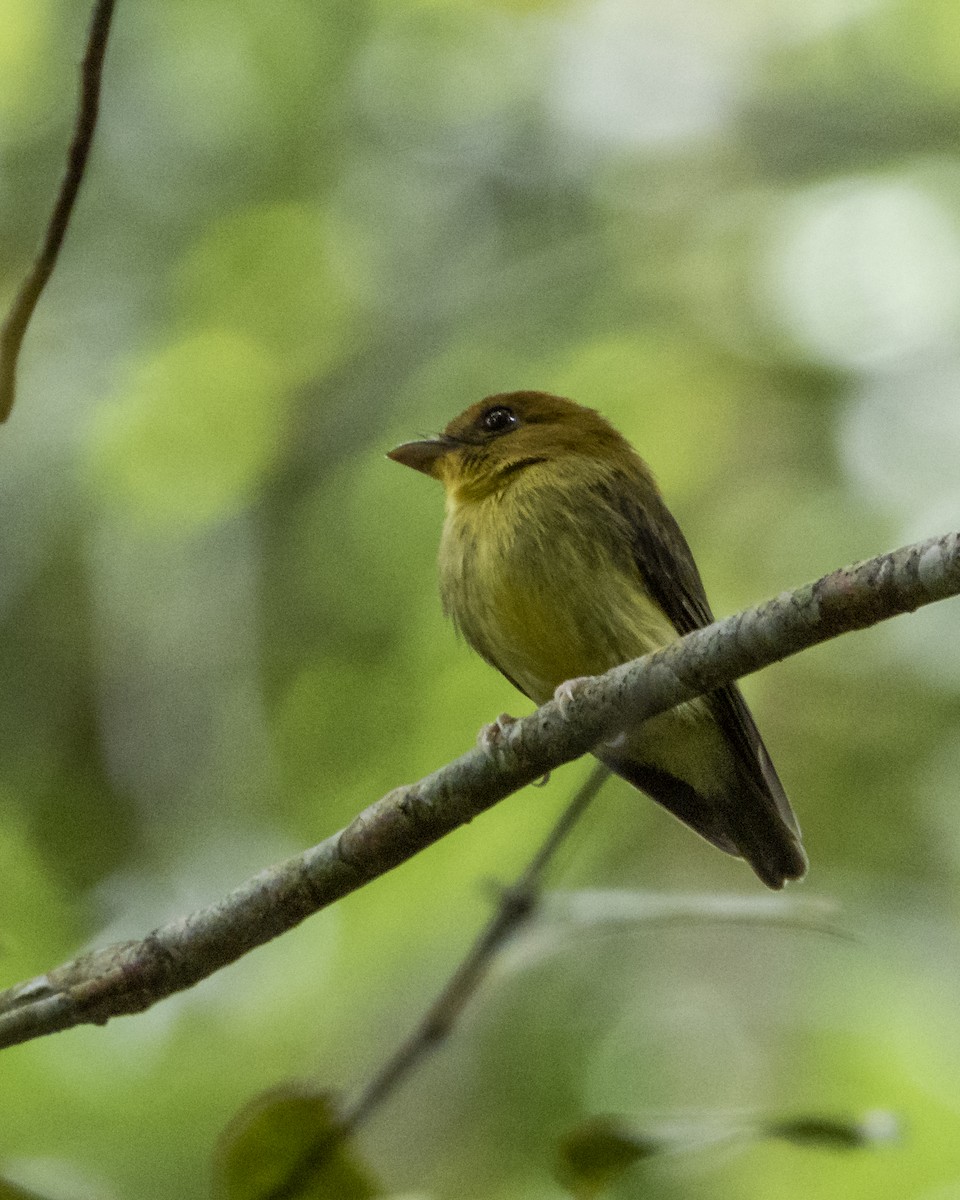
2, 0, 960, 1196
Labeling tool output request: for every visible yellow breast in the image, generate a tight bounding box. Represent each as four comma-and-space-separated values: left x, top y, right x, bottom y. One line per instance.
437, 460, 731, 796
438, 461, 678, 704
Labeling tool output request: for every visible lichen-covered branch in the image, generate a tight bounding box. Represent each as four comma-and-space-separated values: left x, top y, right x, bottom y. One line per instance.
0, 530, 956, 1051
0, 0, 116, 421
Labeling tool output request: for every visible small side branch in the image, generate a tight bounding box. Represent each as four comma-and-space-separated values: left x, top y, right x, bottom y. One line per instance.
264, 763, 610, 1200
0, 0, 117, 422
0, 530, 956, 1051
343, 762, 609, 1132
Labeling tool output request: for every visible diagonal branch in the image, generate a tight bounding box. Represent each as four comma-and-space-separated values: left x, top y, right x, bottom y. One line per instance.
0, 0, 117, 422
0, 530, 956, 1051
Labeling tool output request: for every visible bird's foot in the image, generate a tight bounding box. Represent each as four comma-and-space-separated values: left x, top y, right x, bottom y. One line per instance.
553, 675, 596, 714
532, 771, 551, 788
478, 712, 518, 755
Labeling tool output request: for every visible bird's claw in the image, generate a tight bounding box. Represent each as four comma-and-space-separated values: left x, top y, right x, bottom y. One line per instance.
553, 675, 595, 714
478, 712, 518, 755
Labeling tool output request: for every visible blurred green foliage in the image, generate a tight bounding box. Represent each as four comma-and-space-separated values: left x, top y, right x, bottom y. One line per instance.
2, 0, 960, 1196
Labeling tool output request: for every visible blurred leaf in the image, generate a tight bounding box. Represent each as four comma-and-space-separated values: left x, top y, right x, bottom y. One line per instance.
764, 1110, 900, 1151
556, 1115, 665, 1199
214, 1087, 382, 1200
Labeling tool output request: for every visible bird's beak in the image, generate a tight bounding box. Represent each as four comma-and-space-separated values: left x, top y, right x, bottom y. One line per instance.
387, 437, 455, 478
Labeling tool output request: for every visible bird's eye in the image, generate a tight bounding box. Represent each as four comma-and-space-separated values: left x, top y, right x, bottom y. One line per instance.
479, 405, 518, 434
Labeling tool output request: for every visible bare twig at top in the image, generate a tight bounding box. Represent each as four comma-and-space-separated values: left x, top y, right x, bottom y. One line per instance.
0, 0, 117, 422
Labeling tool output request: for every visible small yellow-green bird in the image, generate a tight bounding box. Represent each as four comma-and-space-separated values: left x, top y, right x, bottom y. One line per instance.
388, 391, 806, 888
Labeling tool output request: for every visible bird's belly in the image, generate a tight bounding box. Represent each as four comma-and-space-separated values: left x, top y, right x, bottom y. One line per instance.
484, 569, 729, 792
488, 578, 661, 702
443, 521, 731, 796
450, 528, 676, 703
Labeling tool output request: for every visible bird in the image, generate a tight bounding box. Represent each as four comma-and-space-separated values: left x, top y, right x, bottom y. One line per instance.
387, 391, 806, 888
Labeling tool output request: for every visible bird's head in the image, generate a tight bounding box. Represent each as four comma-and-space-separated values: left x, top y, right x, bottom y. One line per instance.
387, 391, 627, 502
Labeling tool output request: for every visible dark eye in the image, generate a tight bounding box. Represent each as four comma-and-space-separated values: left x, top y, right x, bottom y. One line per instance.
479, 405, 518, 434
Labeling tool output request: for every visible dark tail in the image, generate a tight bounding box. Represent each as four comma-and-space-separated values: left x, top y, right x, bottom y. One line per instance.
598, 736, 807, 890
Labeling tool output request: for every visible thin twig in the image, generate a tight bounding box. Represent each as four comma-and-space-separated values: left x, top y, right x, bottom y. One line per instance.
344, 761, 609, 1132
0, 531, 956, 1051
264, 762, 610, 1200
0, 0, 117, 422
